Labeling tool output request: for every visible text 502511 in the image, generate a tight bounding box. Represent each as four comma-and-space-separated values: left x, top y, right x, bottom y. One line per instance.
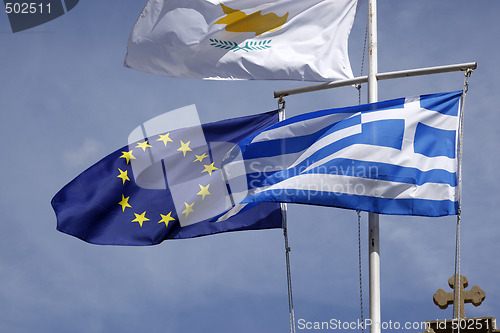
5, 2, 51, 14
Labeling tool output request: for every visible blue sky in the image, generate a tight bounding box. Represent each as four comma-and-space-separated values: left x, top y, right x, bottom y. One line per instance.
1, 1, 499, 332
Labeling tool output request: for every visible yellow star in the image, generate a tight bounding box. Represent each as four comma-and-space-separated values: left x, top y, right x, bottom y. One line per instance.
136, 140, 152, 152
193, 152, 209, 163
119, 150, 136, 164
182, 202, 195, 217
202, 162, 218, 176
157, 133, 173, 146
158, 212, 175, 227
118, 194, 132, 211
197, 184, 211, 200
117, 168, 130, 185
132, 211, 150, 227
177, 140, 192, 157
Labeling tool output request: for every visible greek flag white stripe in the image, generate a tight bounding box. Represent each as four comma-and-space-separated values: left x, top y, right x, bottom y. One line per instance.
252, 112, 356, 143
302, 144, 456, 174
251, 174, 456, 202
287, 122, 362, 169
216, 203, 248, 222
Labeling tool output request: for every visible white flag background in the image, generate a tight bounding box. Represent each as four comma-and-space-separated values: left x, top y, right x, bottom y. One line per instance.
125, 0, 358, 81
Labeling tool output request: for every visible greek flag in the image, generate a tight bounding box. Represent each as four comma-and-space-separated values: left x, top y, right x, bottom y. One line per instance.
222, 91, 463, 217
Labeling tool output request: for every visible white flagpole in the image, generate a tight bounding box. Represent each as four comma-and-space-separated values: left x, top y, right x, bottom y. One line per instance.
367, 0, 381, 333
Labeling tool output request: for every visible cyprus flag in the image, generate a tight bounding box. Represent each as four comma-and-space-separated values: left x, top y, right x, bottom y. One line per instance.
125, 0, 358, 82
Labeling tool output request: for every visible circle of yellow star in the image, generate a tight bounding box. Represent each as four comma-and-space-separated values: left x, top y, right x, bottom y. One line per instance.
182, 202, 195, 217
119, 150, 136, 164
193, 152, 209, 163
202, 162, 218, 175
177, 140, 192, 157
197, 184, 211, 200
132, 211, 150, 227
117, 168, 130, 185
136, 140, 152, 152
157, 133, 173, 146
118, 194, 132, 211
158, 212, 175, 227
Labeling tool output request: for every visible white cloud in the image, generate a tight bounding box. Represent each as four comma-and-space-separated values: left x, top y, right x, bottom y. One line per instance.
62, 138, 104, 169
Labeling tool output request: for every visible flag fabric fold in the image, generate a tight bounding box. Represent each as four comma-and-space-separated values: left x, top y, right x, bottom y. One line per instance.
222, 91, 463, 217
52, 110, 282, 246
125, 0, 357, 81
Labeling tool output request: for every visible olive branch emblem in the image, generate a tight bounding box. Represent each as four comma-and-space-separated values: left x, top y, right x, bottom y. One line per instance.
209, 39, 272, 52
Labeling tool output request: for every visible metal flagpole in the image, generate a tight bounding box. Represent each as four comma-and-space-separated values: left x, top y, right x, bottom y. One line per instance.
367, 1, 381, 333
273, 62, 476, 98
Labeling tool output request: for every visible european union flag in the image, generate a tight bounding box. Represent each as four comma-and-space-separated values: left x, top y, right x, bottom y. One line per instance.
52, 108, 282, 245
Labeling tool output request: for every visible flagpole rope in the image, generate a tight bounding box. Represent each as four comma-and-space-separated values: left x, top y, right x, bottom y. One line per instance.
279, 97, 296, 333
357, 210, 365, 333
356, 24, 368, 331
453, 68, 472, 327
356, 23, 369, 105
283, 208, 296, 333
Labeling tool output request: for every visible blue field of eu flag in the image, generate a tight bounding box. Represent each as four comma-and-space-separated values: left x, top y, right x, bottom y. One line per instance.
222, 91, 463, 217
52, 108, 282, 246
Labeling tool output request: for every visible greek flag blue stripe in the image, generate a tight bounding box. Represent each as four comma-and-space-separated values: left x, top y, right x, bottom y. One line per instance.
268, 97, 406, 129
243, 190, 457, 217
252, 158, 457, 188
420, 91, 461, 116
